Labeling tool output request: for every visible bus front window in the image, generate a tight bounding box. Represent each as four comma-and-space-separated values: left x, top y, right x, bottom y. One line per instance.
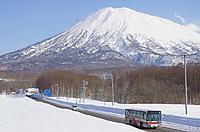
146, 113, 161, 122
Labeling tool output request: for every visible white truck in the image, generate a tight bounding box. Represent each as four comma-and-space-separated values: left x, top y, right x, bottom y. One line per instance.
25, 88, 39, 97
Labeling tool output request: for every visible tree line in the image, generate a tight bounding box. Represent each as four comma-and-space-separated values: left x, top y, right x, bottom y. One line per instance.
114, 64, 200, 104
35, 64, 200, 104
0, 70, 38, 94
1, 64, 199, 104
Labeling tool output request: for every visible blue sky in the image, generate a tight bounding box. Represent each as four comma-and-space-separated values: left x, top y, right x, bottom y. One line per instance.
0, 0, 200, 55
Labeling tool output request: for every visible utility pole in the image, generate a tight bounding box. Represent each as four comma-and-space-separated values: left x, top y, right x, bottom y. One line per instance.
111, 73, 114, 106
79, 80, 88, 103
41, 88, 43, 100
184, 55, 188, 115
55, 84, 59, 97
75, 88, 78, 110
103, 77, 105, 106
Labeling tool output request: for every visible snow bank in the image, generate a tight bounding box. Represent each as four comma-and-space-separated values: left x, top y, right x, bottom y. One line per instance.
52, 97, 200, 132
0, 96, 143, 132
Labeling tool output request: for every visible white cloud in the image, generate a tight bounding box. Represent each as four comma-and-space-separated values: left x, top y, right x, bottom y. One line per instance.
174, 12, 200, 33
174, 12, 186, 24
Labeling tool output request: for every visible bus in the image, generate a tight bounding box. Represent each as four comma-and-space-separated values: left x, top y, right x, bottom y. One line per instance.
125, 108, 161, 128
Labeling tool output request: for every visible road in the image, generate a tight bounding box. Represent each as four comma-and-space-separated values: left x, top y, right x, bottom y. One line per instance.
32, 96, 184, 132
79, 108, 183, 132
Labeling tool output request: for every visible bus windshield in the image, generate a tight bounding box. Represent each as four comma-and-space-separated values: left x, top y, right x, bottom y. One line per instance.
146, 113, 161, 121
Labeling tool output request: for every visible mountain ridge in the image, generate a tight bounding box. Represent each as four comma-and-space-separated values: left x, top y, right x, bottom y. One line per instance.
0, 7, 200, 71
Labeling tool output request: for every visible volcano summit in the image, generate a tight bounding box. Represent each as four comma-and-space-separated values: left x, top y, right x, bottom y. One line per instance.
1, 7, 200, 71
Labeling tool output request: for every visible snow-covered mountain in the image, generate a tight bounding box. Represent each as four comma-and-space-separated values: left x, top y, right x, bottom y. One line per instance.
1, 7, 200, 71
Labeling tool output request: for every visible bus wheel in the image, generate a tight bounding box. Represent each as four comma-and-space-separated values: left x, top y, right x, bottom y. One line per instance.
129, 120, 132, 125
140, 122, 143, 128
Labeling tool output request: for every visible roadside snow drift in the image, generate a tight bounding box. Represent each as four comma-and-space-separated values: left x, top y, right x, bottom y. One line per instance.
50, 97, 200, 132
0, 96, 143, 132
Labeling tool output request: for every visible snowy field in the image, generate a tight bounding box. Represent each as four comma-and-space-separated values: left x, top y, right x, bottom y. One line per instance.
49, 97, 200, 132
53, 97, 200, 118
0, 95, 143, 132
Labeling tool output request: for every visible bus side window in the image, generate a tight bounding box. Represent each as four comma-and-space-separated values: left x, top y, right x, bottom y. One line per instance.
132, 110, 135, 116
125, 110, 130, 116
129, 110, 132, 116
143, 113, 146, 120
136, 111, 140, 118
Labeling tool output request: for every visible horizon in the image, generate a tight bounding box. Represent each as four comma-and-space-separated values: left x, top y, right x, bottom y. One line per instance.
0, 0, 200, 55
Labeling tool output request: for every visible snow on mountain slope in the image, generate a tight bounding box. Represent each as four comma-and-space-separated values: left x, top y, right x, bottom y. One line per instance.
1, 7, 200, 71
72, 7, 200, 44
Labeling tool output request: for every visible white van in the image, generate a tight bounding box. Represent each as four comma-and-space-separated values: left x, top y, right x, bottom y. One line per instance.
25, 88, 39, 97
